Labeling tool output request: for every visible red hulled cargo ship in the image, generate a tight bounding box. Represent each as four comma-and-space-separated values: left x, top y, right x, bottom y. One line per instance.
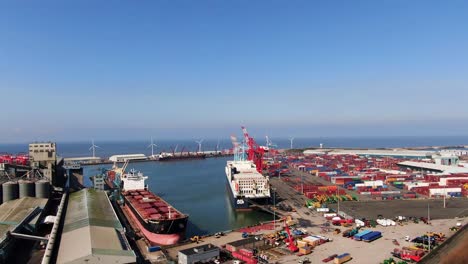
110, 164, 188, 246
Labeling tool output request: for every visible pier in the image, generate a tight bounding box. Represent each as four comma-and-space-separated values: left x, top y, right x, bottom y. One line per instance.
64, 151, 233, 167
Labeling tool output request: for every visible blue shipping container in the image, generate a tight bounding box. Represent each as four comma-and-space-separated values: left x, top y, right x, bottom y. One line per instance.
336, 253, 351, 259
148, 246, 161, 252
354, 230, 372, 240
362, 231, 382, 242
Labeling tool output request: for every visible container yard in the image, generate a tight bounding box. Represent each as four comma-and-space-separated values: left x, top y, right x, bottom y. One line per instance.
161, 144, 468, 264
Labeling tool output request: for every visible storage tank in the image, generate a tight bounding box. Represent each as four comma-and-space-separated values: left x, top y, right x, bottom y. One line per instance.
19, 180, 35, 198
3, 181, 19, 202
35, 180, 50, 198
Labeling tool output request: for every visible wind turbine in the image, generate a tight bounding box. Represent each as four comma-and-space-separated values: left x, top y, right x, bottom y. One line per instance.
216, 138, 220, 152
89, 139, 100, 158
289, 137, 295, 149
195, 139, 204, 153
147, 137, 157, 157
266, 136, 277, 149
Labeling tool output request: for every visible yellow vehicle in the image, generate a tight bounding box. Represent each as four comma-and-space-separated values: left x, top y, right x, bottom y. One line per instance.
426, 232, 445, 239
190, 236, 202, 243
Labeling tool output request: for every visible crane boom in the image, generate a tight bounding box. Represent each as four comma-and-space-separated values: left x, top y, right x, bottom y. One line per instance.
240, 126, 265, 173
284, 219, 299, 252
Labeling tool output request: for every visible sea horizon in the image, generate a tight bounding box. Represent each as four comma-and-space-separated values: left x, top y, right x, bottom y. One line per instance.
1, 135, 467, 158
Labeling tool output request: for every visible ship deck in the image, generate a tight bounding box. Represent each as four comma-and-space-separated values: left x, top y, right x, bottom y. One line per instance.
123, 190, 186, 221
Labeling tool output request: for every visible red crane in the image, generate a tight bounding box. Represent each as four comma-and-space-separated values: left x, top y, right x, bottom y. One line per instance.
284, 219, 299, 252
241, 126, 265, 173
0, 153, 13, 164
15, 153, 29, 165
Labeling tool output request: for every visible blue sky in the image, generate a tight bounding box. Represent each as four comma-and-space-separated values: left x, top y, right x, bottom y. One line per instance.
1, 1, 468, 142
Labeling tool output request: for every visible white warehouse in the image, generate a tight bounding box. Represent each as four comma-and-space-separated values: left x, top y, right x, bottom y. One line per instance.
109, 154, 147, 162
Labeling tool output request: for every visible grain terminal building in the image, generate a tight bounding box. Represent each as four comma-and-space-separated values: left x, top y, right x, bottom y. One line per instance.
56, 189, 136, 264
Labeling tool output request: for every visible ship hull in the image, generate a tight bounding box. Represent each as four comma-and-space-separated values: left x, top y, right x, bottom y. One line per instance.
226, 184, 251, 210
122, 204, 185, 245
122, 192, 188, 246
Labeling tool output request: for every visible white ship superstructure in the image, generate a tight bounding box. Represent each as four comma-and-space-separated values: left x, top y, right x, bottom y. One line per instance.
111, 162, 148, 191
122, 169, 148, 191
225, 140, 271, 209
226, 160, 271, 199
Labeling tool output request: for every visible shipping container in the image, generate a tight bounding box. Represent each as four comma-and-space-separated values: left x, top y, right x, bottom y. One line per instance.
299, 246, 312, 255
362, 231, 382, 242
354, 230, 372, 241
334, 253, 352, 264
232, 251, 258, 264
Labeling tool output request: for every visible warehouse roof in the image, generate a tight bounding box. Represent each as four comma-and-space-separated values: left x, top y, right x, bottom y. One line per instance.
304, 149, 433, 158
398, 161, 468, 174
64, 157, 102, 162
109, 154, 147, 161
56, 189, 135, 264
0, 197, 47, 245
226, 237, 257, 247
179, 243, 219, 256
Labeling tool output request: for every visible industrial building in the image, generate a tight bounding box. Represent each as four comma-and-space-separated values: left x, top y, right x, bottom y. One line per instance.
109, 154, 147, 162
0, 179, 49, 205
29, 142, 56, 180
178, 243, 220, 264
398, 161, 468, 174
56, 188, 135, 264
92, 174, 105, 190
27, 142, 67, 188
432, 153, 460, 166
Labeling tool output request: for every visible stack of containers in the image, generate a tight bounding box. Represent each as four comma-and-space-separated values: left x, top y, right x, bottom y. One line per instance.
403, 192, 417, 199
298, 246, 312, 255
232, 249, 257, 264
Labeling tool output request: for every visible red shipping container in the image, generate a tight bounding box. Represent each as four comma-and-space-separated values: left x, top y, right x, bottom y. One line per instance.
232, 251, 258, 264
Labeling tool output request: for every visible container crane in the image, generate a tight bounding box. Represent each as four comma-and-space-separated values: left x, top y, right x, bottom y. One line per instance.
284, 218, 299, 252
107, 160, 129, 203
241, 126, 265, 173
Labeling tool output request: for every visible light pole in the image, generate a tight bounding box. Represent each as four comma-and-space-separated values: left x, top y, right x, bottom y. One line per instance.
428, 203, 431, 251
337, 186, 340, 217
301, 174, 304, 194
444, 188, 446, 208
272, 188, 276, 230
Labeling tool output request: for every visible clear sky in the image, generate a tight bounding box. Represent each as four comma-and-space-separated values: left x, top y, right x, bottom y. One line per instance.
1, 1, 468, 142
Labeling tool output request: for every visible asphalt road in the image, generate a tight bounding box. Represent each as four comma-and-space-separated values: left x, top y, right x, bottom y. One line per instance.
328, 199, 468, 220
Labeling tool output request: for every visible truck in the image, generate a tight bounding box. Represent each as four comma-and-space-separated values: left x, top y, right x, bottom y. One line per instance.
353, 230, 372, 241
392, 247, 425, 262
334, 253, 352, 264
322, 254, 338, 263
361, 231, 382, 242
